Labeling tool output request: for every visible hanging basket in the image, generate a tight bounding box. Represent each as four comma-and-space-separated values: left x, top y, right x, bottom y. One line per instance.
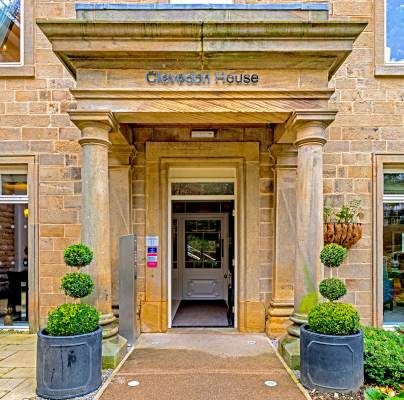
324, 223, 362, 249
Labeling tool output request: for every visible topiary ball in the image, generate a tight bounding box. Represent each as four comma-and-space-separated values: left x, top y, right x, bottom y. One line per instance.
61, 272, 94, 298
47, 303, 99, 336
64, 244, 93, 268
308, 302, 360, 336
319, 278, 347, 301
320, 243, 347, 268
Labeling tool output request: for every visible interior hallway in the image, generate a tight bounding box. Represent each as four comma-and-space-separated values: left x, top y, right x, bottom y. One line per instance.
99, 332, 308, 400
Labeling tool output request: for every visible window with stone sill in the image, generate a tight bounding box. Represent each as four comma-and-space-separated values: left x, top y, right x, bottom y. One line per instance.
0, 170, 29, 328
0, 0, 22, 64
375, 0, 404, 75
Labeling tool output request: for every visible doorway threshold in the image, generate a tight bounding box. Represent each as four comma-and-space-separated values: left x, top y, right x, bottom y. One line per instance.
168, 327, 238, 334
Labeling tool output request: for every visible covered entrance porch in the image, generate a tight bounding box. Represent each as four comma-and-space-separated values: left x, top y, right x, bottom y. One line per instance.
38, 5, 366, 366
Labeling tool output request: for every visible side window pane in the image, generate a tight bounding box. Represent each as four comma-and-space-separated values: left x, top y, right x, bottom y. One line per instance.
385, 0, 404, 63
0, 203, 28, 325
383, 202, 404, 324
0, 0, 21, 63
384, 173, 404, 194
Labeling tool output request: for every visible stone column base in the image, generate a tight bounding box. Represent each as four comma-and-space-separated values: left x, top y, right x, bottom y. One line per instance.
266, 301, 294, 338
102, 334, 128, 369
279, 334, 300, 370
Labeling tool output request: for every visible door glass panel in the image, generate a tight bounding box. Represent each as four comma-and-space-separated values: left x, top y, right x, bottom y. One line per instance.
0, 203, 28, 325
383, 202, 404, 324
172, 218, 177, 269
185, 219, 221, 269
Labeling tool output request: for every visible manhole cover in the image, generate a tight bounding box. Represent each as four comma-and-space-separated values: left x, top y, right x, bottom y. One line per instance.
264, 380, 277, 387
128, 381, 140, 387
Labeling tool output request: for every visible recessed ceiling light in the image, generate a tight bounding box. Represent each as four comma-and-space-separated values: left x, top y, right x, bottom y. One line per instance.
128, 381, 140, 387
264, 380, 277, 387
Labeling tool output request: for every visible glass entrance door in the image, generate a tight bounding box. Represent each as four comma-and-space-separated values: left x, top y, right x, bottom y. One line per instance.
178, 214, 229, 302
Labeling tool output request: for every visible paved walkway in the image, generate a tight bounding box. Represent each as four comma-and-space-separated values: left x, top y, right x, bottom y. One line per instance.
0, 333, 36, 400
100, 332, 308, 400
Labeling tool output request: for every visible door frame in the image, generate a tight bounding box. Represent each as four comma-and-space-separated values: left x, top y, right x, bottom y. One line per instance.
168, 174, 237, 329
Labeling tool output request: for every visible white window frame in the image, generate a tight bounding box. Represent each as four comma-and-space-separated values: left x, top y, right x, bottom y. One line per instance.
0, 0, 24, 67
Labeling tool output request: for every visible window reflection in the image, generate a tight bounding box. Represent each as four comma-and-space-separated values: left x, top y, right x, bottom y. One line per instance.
0, 0, 21, 63
383, 202, 404, 324
385, 0, 404, 63
1, 174, 27, 195
0, 204, 28, 325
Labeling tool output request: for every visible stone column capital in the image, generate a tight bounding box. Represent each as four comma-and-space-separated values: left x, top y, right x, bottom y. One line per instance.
274, 110, 337, 146
69, 110, 118, 148
291, 110, 337, 147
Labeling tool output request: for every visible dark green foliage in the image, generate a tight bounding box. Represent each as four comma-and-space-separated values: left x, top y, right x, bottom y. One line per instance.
365, 388, 404, 400
61, 272, 94, 298
363, 326, 404, 390
64, 244, 93, 268
319, 278, 347, 301
308, 302, 360, 335
47, 303, 99, 336
320, 244, 347, 268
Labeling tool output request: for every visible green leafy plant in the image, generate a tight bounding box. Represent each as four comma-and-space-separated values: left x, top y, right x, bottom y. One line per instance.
365, 388, 404, 400
61, 272, 94, 298
320, 243, 347, 268
47, 244, 99, 336
363, 327, 404, 390
64, 244, 93, 267
47, 303, 99, 336
308, 302, 360, 335
319, 278, 347, 301
325, 198, 363, 223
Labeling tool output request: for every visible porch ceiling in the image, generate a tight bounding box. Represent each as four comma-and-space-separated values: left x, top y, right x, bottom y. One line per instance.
37, 20, 367, 78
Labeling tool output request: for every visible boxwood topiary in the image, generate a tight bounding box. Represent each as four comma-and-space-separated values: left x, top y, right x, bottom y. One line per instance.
61, 272, 94, 298
363, 326, 404, 390
47, 243, 99, 336
320, 243, 347, 268
47, 303, 99, 336
64, 244, 93, 268
308, 302, 360, 335
319, 278, 347, 301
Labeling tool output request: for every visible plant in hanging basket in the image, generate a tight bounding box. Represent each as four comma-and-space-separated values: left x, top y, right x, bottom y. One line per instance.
324, 199, 363, 248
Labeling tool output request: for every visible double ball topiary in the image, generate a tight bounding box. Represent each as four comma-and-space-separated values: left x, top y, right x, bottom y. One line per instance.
309, 243, 360, 336
47, 243, 99, 336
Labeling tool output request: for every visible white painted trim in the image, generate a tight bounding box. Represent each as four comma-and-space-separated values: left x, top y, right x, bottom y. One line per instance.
167, 169, 238, 329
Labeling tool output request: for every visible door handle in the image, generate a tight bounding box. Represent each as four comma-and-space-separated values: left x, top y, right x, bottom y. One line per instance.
224, 273, 228, 279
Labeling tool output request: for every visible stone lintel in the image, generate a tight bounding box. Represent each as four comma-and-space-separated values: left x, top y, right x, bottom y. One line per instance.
274, 109, 337, 144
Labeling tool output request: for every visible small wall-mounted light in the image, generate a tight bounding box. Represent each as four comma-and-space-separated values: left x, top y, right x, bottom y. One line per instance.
23, 208, 29, 218
191, 130, 216, 139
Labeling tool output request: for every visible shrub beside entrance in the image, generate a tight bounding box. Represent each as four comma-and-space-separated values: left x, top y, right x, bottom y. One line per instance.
36, 244, 102, 400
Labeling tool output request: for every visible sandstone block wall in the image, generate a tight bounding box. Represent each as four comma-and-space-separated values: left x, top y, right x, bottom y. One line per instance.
0, 0, 401, 328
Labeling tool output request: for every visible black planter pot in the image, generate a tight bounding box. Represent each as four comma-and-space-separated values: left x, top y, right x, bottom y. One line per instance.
300, 325, 364, 393
36, 327, 102, 399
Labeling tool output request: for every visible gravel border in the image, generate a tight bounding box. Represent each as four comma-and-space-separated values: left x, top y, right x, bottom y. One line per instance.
36, 370, 113, 400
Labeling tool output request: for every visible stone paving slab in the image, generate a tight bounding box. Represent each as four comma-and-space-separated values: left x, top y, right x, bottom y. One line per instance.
100, 332, 308, 400
0, 334, 36, 400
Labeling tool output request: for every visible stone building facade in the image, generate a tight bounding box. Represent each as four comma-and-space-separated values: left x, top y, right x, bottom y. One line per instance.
0, 0, 403, 365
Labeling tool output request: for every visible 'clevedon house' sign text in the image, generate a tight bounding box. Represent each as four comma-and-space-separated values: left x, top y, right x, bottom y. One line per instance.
146, 71, 260, 85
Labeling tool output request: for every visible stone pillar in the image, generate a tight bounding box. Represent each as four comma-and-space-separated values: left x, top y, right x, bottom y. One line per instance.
267, 144, 297, 337
69, 111, 127, 368
278, 111, 336, 369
